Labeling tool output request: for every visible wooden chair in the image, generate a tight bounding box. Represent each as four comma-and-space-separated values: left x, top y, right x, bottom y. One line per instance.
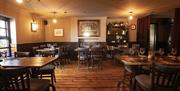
32, 46, 39, 57
35, 66, 56, 91
0, 67, 50, 91
27, 48, 56, 91
117, 65, 150, 91
55, 46, 68, 68
33, 52, 56, 91
106, 45, 114, 59
77, 48, 90, 69
0, 51, 7, 57
90, 47, 103, 70
41, 51, 56, 57
134, 63, 180, 91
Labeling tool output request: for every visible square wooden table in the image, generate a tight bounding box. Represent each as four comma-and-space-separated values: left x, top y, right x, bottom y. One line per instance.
0, 57, 57, 68
115, 55, 150, 66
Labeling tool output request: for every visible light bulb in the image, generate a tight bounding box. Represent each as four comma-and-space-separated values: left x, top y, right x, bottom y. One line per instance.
128, 11, 133, 20
16, 0, 23, 4
129, 15, 133, 20
83, 32, 90, 37
31, 21, 38, 31
52, 18, 57, 23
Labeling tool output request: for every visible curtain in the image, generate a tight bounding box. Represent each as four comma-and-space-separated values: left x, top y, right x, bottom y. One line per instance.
172, 8, 180, 55
137, 15, 151, 52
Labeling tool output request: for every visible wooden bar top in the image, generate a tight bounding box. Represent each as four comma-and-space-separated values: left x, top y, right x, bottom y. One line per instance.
0, 57, 57, 68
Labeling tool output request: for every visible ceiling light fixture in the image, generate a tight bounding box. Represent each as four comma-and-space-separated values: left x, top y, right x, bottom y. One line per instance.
128, 11, 133, 20
16, 0, 41, 4
16, 0, 23, 4
52, 19, 57, 23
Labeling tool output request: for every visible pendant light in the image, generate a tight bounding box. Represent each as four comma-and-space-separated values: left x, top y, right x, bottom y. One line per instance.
128, 11, 133, 20
52, 11, 57, 23
16, 0, 41, 4
16, 0, 23, 4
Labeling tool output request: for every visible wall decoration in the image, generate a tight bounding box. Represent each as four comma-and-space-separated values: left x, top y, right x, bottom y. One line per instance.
54, 29, 64, 36
130, 24, 136, 30
78, 20, 100, 37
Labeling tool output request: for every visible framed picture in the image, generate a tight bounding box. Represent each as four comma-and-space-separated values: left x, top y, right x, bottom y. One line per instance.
130, 24, 136, 30
78, 20, 100, 37
54, 29, 64, 37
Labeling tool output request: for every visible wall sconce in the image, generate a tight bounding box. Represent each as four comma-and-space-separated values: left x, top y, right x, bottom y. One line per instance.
31, 20, 38, 32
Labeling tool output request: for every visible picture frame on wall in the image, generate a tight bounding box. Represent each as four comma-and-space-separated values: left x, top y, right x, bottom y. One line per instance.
78, 20, 100, 37
54, 29, 64, 37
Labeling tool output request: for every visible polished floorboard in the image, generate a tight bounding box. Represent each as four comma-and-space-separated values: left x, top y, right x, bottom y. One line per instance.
53, 60, 129, 91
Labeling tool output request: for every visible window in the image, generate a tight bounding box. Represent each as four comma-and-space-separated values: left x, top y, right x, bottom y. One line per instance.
0, 16, 11, 57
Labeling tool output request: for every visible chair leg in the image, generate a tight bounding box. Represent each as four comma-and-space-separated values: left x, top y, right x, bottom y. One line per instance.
53, 71, 56, 82
40, 74, 43, 79
98, 60, 102, 70
117, 80, 123, 91
50, 84, 56, 91
77, 60, 80, 69
117, 68, 131, 91
47, 86, 50, 91
130, 77, 136, 91
51, 73, 55, 86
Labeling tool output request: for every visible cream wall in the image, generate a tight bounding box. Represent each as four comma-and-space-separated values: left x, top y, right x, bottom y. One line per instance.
45, 17, 107, 42
128, 18, 137, 42
0, 0, 45, 44
44, 18, 71, 42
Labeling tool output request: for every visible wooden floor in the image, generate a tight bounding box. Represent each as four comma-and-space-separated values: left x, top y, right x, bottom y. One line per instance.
53, 60, 129, 91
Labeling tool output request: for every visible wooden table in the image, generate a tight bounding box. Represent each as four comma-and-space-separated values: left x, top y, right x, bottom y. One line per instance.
155, 56, 180, 66
115, 55, 150, 66
36, 48, 57, 57
36, 48, 57, 53
115, 55, 180, 66
0, 57, 57, 68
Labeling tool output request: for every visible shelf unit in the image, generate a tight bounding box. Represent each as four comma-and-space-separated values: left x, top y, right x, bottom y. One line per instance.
106, 22, 129, 47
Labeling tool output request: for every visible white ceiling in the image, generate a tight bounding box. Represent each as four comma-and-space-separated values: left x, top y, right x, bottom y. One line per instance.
6, 0, 180, 18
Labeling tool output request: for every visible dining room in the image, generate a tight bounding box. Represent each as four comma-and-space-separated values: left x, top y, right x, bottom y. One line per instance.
0, 0, 180, 91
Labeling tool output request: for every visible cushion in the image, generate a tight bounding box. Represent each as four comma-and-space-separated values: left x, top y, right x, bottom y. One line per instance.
136, 74, 176, 91
135, 74, 151, 90
30, 78, 50, 91
38, 65, 55, 74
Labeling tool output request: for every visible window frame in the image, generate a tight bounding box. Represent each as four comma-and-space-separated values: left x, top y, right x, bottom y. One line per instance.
0, 16, 12, 57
